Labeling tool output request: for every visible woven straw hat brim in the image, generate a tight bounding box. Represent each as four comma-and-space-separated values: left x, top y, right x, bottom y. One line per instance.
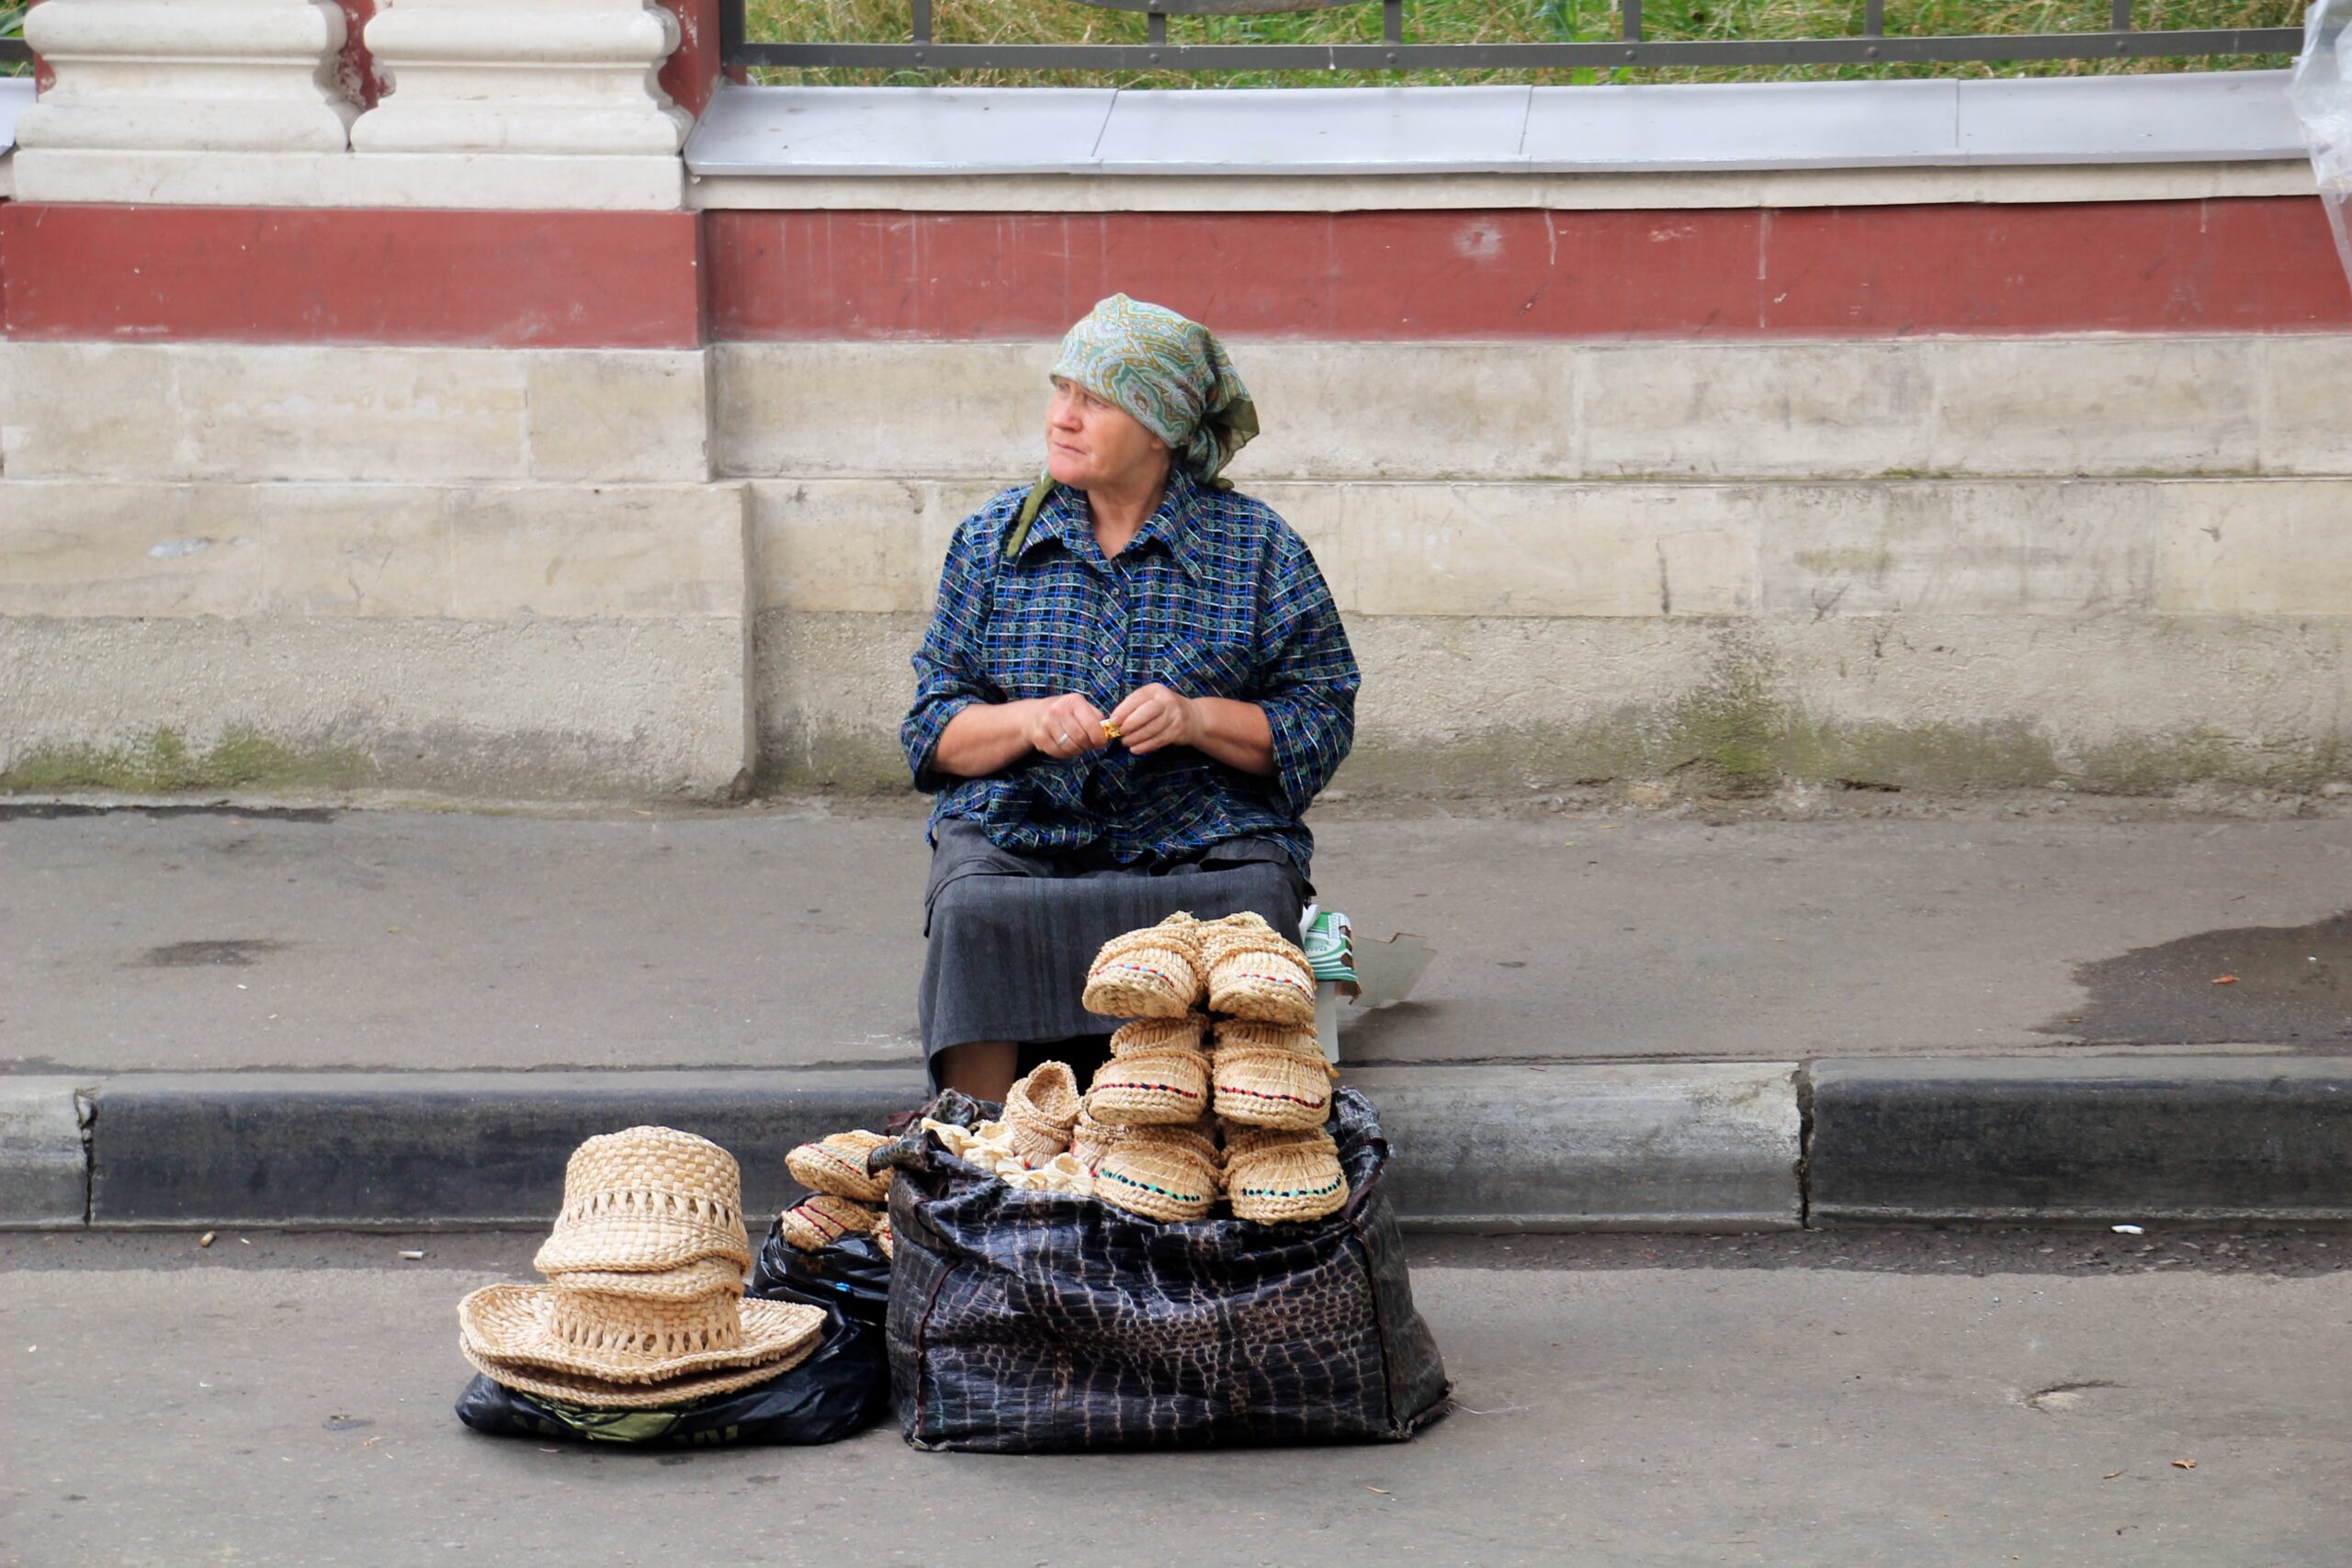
458, 1284, 824, 1385
460, 1335, 820, 1411
539, 1258, 745, 1301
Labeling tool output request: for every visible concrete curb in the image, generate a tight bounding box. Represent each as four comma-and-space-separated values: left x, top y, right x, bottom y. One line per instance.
1807, 1056, 2352, 1226
6, 1055, 2347, 1232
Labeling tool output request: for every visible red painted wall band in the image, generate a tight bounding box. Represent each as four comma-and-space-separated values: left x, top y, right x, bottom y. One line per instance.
706, 197, 2352, 341
3, 198, 2342, 347
0, 205, 707, 350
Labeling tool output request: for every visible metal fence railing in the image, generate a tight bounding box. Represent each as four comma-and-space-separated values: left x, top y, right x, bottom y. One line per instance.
720, 0, 2302, 74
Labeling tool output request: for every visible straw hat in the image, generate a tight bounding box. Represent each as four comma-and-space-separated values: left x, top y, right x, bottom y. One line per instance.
458, 1282, 823, 1390
1199, 912, 1317, 1026
778, 1193, 881, 1253
1095, 1130, 1221, 1224
1002, 1061, 1082, 1164
531, 1126, 753, 1277
1083, 913, 1205, 1019
1211, 1020, 1337, 1131
540, 1257, 745, 1301
1224, 1127, 1349, 1224
458, 1334, 820, 1410
1109, 1013, 1209, 1057
1087, 1046, 1212, 1125
786, 1129, 892, 1204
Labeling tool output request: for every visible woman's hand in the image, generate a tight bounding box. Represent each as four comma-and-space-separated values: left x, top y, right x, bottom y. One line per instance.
1107, 682, 1201, 757
1020, 693, 1114, 761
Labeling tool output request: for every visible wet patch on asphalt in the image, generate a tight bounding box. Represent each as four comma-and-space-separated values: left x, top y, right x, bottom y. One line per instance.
138, 938, 293, 968
2040, 910, 2352, 1046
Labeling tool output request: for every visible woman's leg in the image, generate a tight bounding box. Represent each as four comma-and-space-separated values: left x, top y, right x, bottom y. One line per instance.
933, 1039, 1018, 1101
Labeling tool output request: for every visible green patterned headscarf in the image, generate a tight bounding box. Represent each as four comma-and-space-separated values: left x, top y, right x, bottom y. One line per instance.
1050, 294, 1260, 488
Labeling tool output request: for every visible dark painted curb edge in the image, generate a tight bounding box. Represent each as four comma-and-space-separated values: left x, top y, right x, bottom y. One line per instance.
1808, 1056, 2352, 1225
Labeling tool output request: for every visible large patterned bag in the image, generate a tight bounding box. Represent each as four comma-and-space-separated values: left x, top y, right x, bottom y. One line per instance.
884, 1088, 1449, 1452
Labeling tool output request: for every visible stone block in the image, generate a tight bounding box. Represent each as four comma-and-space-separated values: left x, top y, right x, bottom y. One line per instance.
2256, 334, 2352, 477
1313, 481, 1758, 618
749, 479, 1003, 615
1580, 341, 1933, 479
0, 1078, 87, 1227
2, 613, 752, 797
0, 486, 267, 618
1350, 1064, 1803, 1229
2154, 478, 2352, 615
1758, 479, 2159, 617
715, 342, 1051, 479
524, 351, 711, 483
444, 484, 747, 620
1928, 337, 2259, 477
1235, 344, 1579, 479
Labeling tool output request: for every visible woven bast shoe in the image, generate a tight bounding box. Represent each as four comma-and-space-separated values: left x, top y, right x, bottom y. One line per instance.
1210, 1019, 1338, 1131
777, 1193, 881, 1253
1002, 1061, 1083, 1164
1199, 912, 1318, 1027
1082, 913, 1206, 1019
531, 1126, 754, 1277
785, 1129, 892, 1204
1093, 1129, 1221, 1224
1068, 1103, 1132, 1173
1224, 1128, 1350, 1224
1108, 1012, 1210, 1058
873, 1210, 894, 1261
1086, 1046, 1212, 1125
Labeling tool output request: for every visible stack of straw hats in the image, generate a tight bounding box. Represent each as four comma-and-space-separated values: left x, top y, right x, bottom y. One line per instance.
1080, 911, 1348, 1224
458, 1126, 824, 1409
780, 1129, 891, 1251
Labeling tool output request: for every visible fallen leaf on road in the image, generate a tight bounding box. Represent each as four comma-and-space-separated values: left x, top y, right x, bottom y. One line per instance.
2172, 1459, 2197, 1470
198, 1232, 215, 1247
2212, 975, 2238, 985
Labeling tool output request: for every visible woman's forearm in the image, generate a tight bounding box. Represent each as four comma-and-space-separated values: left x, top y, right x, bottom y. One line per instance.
933, 701, 1040, 779
1184, 697, 1276, 778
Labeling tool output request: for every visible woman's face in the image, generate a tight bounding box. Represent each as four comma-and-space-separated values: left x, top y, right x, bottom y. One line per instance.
1046, 377, 1169, 491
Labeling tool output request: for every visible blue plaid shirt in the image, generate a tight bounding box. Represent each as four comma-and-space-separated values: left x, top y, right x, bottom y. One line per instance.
902, 466, 1359, 874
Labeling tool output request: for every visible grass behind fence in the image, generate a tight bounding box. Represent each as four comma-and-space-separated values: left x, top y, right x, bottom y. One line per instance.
746, 0, 2299, 86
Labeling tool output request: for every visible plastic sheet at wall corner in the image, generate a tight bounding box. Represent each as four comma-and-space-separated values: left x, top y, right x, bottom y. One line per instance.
2291, 0, 2352, 292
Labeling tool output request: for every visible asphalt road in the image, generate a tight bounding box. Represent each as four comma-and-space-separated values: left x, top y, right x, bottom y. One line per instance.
7, 803, 2352, 1074
6, 1230, 2347, 1567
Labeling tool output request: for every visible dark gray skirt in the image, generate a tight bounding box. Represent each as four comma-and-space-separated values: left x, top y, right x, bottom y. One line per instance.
920, 819, 1308, 1069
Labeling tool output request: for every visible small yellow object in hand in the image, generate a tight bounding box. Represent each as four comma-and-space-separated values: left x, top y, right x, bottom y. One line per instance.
1101, 719, 1123, 741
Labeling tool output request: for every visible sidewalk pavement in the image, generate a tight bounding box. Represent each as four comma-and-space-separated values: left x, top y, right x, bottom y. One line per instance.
5, 799, 2351, 1231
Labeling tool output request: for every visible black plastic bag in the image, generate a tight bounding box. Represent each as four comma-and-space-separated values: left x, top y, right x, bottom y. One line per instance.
749, 1222, 893, 1327
455, 1279, 889, 1448
886, 1087, 1450, 1452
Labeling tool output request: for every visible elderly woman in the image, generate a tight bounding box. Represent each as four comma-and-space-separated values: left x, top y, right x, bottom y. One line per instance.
902, 295, 1360, 1100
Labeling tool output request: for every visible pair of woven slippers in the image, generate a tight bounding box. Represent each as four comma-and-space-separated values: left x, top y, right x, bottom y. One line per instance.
1090, 1119, 1350, 1225
1082, 911, 1318, 1029
1089, 1013, 1337, 1134
781, 1129, 891, 1254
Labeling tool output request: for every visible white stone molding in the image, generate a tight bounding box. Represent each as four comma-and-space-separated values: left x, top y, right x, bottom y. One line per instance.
17, 0, 357, 153
354, 0, 690, 155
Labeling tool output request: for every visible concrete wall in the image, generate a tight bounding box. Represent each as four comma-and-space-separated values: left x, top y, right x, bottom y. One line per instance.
727, 336, 2352, 795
